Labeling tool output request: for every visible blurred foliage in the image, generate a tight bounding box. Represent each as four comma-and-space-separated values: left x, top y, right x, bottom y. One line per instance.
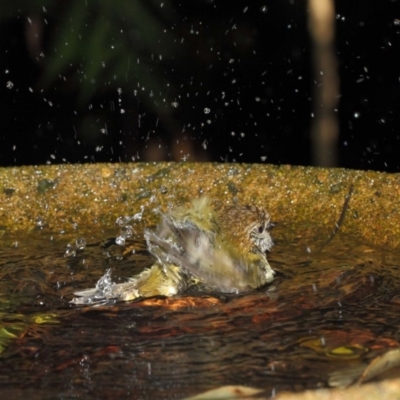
0, 0, 53, 19
1, 0, 178, 107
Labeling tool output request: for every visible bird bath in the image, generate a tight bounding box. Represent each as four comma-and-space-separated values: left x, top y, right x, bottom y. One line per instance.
1, 162, 400, 399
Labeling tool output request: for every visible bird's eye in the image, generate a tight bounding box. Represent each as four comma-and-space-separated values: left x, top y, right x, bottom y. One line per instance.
258, 225, 264, 234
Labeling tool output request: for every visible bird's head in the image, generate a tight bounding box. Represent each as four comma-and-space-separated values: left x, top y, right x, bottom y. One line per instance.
217, 204, 274, 255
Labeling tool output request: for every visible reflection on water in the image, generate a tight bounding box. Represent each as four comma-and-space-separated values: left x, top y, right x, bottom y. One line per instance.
1, 226, 400, 399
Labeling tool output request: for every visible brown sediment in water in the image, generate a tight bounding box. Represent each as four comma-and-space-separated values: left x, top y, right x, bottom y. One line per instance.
1, 162, 400, 400
0, 162, 400, 249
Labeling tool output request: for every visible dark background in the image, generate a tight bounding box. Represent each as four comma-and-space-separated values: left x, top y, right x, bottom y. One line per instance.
1, 0, 399, 171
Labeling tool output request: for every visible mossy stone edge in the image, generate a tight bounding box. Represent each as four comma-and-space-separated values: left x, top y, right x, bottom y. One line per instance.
0, 162, 398, 248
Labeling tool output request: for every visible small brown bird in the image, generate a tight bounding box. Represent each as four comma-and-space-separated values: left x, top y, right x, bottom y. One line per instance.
71, 197, 275, 305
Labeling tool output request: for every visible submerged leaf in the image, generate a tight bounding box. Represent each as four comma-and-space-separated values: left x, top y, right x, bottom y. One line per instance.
358, 347, 400, 384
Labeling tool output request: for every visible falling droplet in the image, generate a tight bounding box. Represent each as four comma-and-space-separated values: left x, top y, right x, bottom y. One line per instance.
75, 237, 87, 250
133, 211, 143, 221
64, 244, 76, 258
120, 225, 133, 239
115, 236, 126, 246
116, 216, 131, 226
159, 185, 168, 194
35, 216, 45, 228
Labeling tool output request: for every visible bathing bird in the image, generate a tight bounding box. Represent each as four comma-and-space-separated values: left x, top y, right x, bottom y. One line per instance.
71, 197, 275, 304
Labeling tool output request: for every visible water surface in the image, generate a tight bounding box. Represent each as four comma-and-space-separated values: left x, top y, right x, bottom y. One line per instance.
1, 225, 399, 399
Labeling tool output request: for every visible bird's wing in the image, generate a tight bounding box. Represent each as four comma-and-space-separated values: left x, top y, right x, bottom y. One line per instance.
144, 216, 272, 293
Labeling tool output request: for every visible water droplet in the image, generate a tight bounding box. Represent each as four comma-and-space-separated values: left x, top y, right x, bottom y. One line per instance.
35, 216, 45, 228
260, 5, 268, 13
115, 236, 126, 246
64, 244, 76, 258
116, 216, 131, 226
120, 109, 125, 114
312, 283, 317, 292
354, 112, 360, 118
75, 237, 87, 250
133, 212, 143, 221
120, 225, 133, 239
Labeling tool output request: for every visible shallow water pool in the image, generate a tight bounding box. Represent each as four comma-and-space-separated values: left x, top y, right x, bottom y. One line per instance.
1, 225, 399, 399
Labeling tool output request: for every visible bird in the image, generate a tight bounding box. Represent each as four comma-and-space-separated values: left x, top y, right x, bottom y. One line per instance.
71, 197, 275, 305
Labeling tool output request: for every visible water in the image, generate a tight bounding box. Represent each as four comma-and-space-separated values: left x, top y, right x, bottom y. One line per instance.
1, 226, 400, 399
